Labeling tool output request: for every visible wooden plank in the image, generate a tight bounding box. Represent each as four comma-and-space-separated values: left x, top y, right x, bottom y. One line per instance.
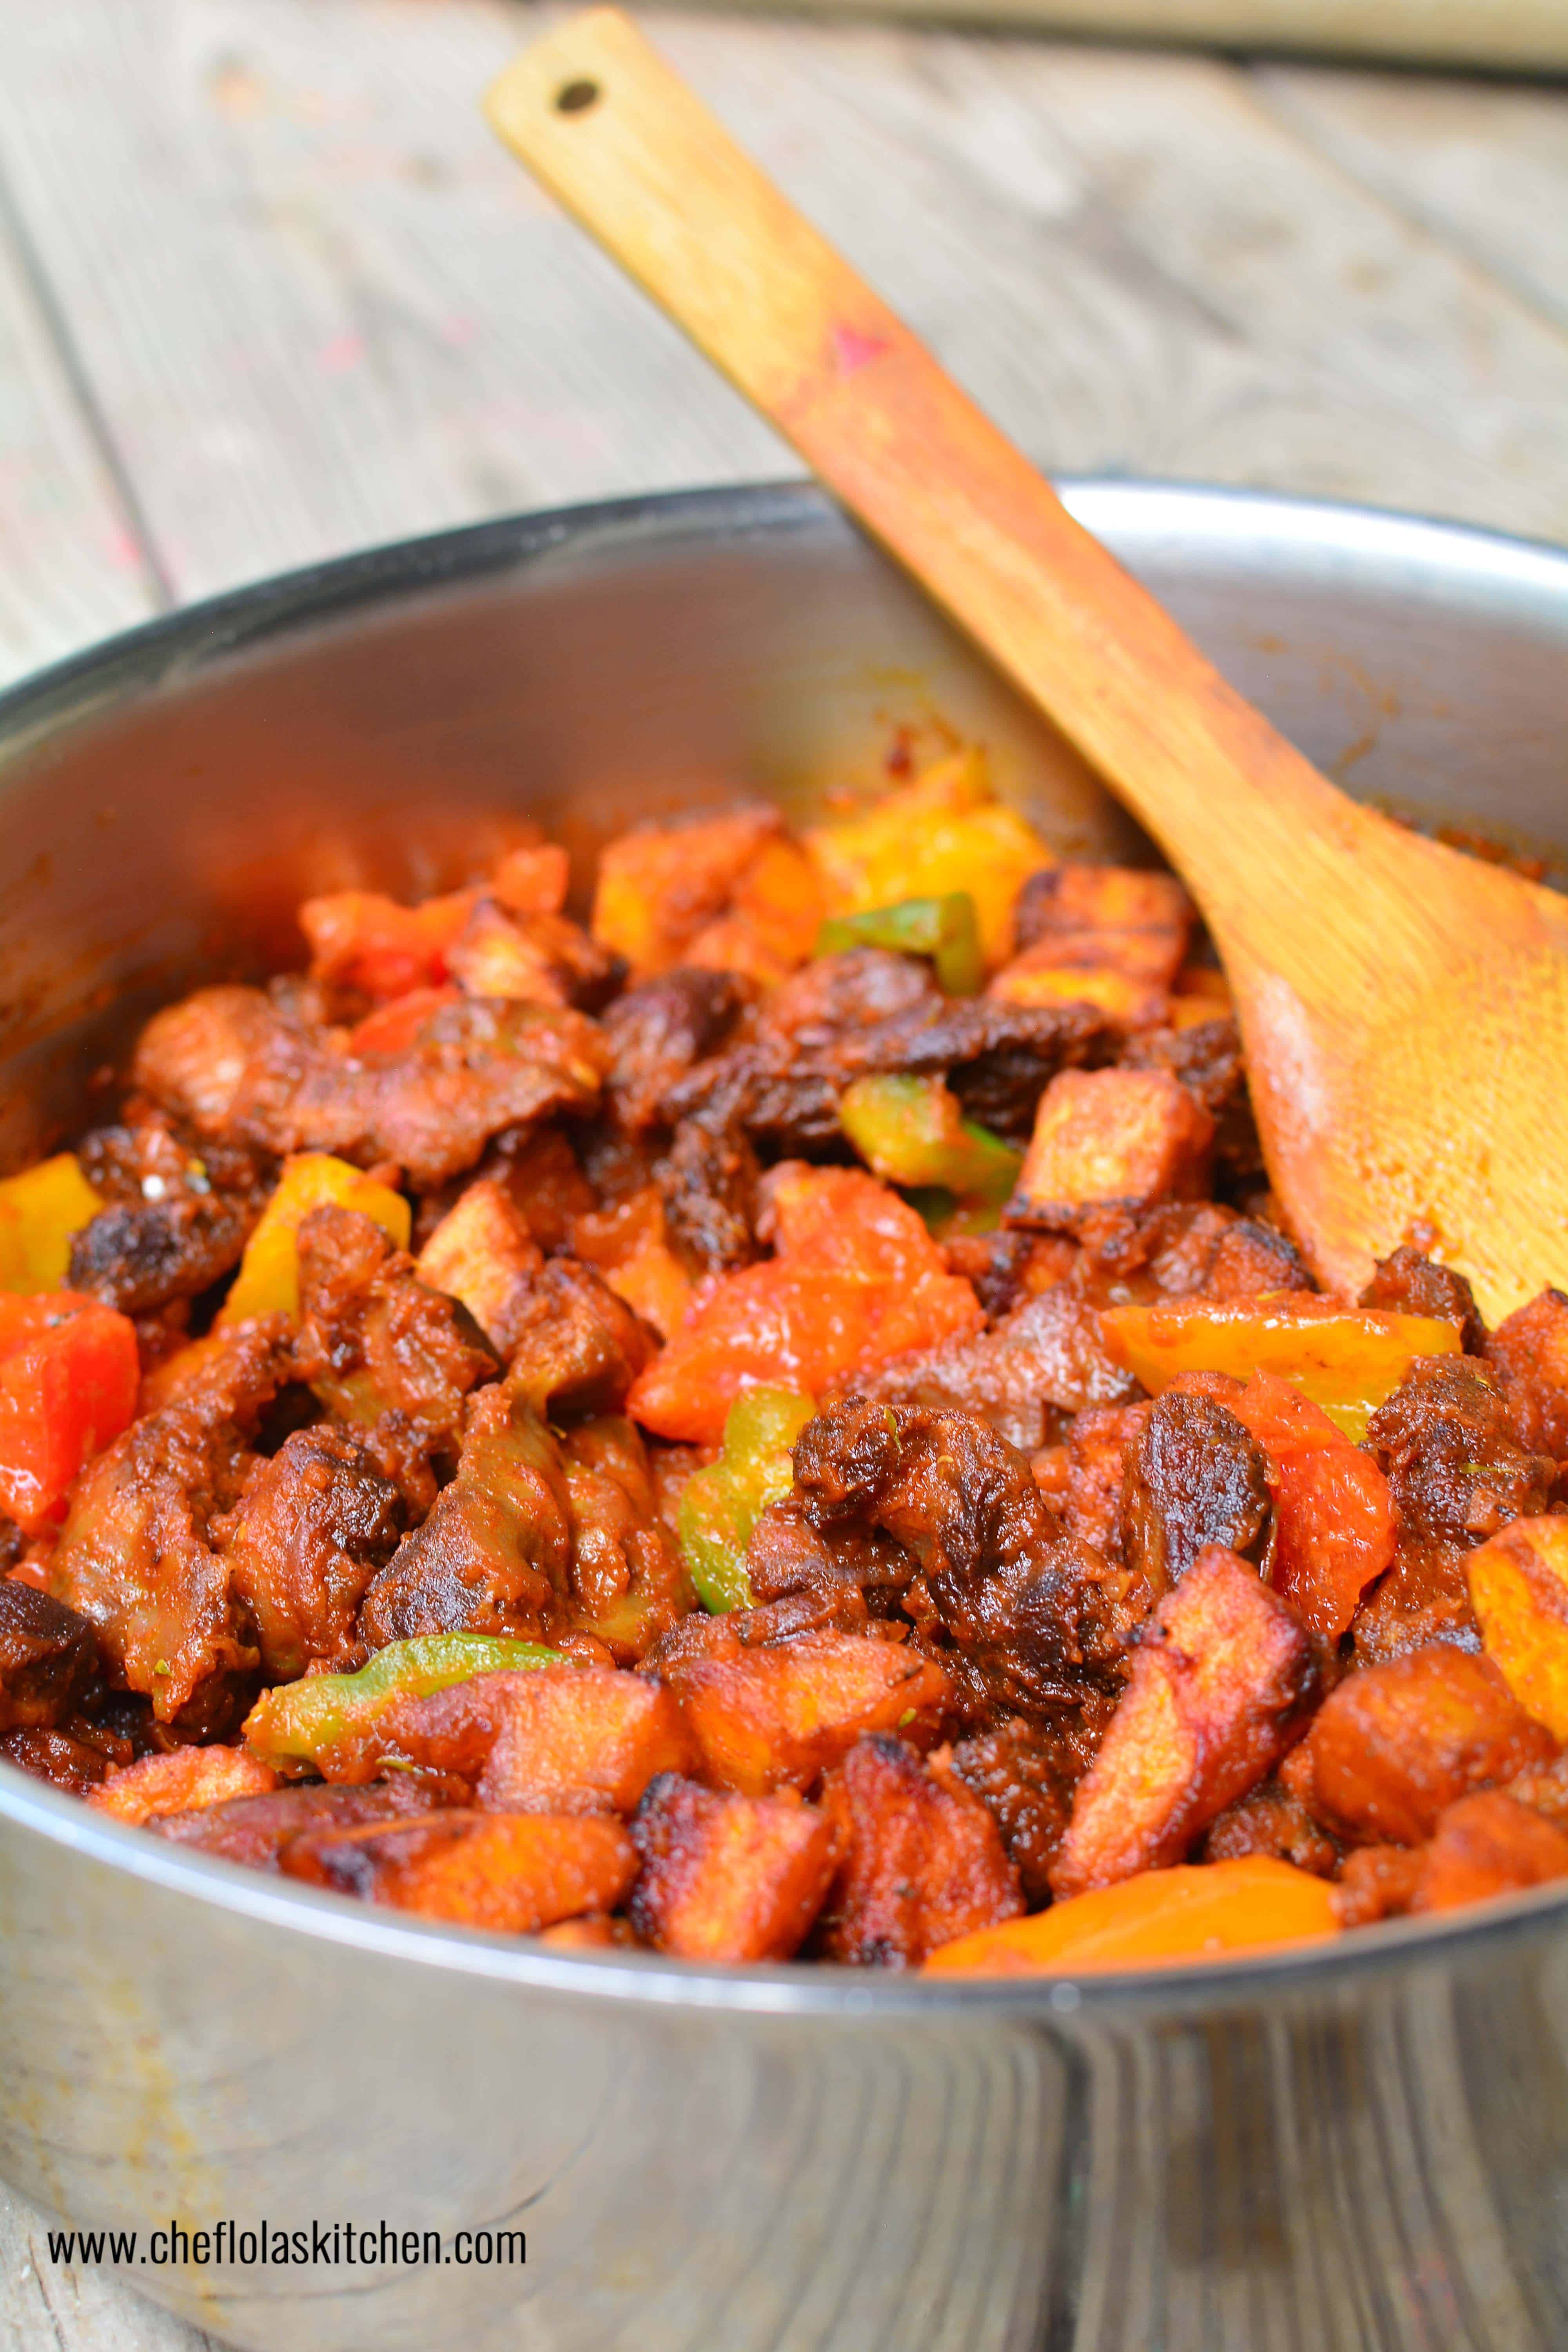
0, 0, 794, 602
636, 15, 1568, 538
719, 0, 1568, 76
2, 2, 1568, 617
0, 2181, 215, 2352
1254, 65, 1568, 341
0, 199, 159, 682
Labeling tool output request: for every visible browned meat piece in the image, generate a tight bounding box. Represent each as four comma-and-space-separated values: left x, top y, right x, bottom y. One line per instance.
659, 1042, 842, 1156
1486, 1288, 1568, 1459
1121, 1391, 1270, 1593
49, 1321, 288, 1723
149, 1776, 452, 1868
654, 1115, 759, 1272
814, 1734, 1021, 1965
860, 1285, 1141, 1454
69, 1109, 272, 1314
1332, 1844, 1426, 1927
1368, 1356, 1552, 1548
215, 1426, 406, 1679
133, 984, 607, 1189
559, 1416, 693, 1661
664, 994, 1107, 1155
1301, 1645, 1553, 1846
628, 1772, 839, 1960
1410, 1791, 1568, 1913
643, 1582, 875, 1673
281, 1807, 637, 1932
1207, 1218, 1314, 1299
356, 1387, 572, 1650
924, 1000, 1111, 1142
503, 1257, 654, 1419
602, 968, 749, 1131
760, 948, 937, 1043
746, 1491, 916, 1620
446, 898, 624, 1013
292, 1204, 495, 1452
1504, 1750, 1568, 1835
941, 1231, 1046, 1321
0, 1725, 116, 1795
1350, 1546, 1483, 1664
0, 1581, 99, 1734
791, 1396, 1129, 1723
1200, 1779, 1339, 1877
1359, 1247, 1485, 1352
1120, 1016, 1263, 1187
1354, 1356, 1552, 1663
1050, 1546, 1317, 1896
485, 1126, 596, 1252
942, 1717, 1081, 1905
1043, 1401, 1152, 1561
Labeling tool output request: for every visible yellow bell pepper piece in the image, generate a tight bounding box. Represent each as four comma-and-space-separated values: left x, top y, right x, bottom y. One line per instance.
1100, 1296, 1461, 1441
805, 749, 1053, 969
0, 1154, 104, 1294
220, 1152, 410, 1326
1468, 1517, 1568, 1742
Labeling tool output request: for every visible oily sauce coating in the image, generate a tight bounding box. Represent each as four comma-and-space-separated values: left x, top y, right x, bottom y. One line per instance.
31, 810, 1568, 1969
1301, 1644, 1553, 1846
1120, 1392, 1270, 1593
70, 1111, 273, 1314
47, 1320, 288, 1724
217, 1426, 406, 1679
0, 1581, 100, 1734
814, 1734, 1021, 1965
1051, 1547, 1317, 1896
134, 986, 608, 1190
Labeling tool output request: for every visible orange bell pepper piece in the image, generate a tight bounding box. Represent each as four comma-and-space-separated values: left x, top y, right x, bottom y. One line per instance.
0, 1293, 140, 1530
1100, 1295, 1461, 1440
924, 1856, 1339, 1974
626, 1165, 983, 1445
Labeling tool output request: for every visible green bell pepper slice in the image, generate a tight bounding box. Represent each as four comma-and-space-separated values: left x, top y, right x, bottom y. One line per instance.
678, 1386, 817, 1614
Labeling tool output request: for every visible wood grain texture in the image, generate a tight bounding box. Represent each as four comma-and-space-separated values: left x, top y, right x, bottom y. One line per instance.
712, 0, 1568, 74
0, 194, 159, 683
1256, 65, 1568, 339
0, 2180, 217, 2352
0, 2, 1567, 618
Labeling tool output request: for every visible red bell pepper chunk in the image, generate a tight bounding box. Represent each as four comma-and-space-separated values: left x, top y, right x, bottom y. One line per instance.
0, 1293, 140, 1531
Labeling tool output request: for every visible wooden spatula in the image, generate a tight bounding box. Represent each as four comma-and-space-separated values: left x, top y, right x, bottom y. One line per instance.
486, 9, 1568, 1325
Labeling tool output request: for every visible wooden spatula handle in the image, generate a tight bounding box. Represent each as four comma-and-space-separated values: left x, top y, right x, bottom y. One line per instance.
485, 9, 1336, 915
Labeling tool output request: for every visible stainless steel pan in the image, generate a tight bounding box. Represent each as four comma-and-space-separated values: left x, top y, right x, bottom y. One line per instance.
2, 480, 1566, 2352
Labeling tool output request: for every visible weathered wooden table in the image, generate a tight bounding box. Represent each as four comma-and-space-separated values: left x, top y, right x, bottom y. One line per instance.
2, 2, 1566, 2344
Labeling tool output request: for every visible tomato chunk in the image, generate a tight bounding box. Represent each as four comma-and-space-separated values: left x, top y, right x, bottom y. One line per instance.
627, 1164, 984, 1445
1216, 1371, 1397, 1641
0, 1294, 140, 1530
298, 889, 477, 1000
